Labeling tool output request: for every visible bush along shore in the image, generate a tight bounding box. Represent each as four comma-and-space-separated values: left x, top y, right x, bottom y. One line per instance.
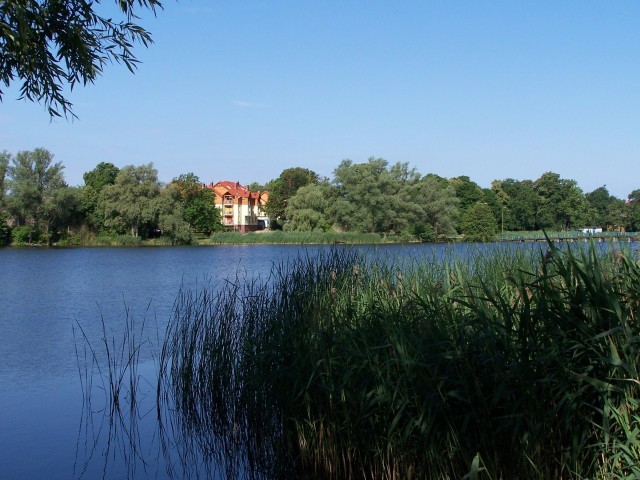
6, 230, 414, 247
8, 229, 639, 248
158, 241, 640, 479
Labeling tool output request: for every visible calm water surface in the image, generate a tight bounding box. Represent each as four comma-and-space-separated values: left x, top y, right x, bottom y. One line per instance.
0, 245, 307, 479
0, 242, 585, 478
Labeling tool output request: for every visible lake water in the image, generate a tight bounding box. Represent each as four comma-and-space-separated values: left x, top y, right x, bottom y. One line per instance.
0, 242, 622, 479
0, 245, 308, 479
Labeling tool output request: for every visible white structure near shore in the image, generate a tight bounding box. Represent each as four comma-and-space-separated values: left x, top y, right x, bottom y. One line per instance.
208, 181, 269, 232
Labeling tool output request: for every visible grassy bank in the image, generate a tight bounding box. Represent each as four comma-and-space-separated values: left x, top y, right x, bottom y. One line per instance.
204, 230, 388, 245
41, 230, 389, 247
161, 242, 640, 479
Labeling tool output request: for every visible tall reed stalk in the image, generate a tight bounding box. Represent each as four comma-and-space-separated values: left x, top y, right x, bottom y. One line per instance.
74, 306, 156, 478
160, 242, 640, 479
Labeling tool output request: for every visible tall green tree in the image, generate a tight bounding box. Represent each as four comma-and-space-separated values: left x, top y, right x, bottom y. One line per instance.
626, 189, 640, 232
407, 175, 459, 239
84, 162, 120, 191
482, 187, 502, 231
460, 202, 498, 242
448, 176, 486, 229
493, 179, 539, 231
0, 150, 9, 208
283, 184, 332, 232
533, 172, 590, 230
99, 163, 193, 242
330, 158, 419, 234
265, 167, 319, 226
100, 163, 162, 238
1, 0, 162, 117
6, 148, 69, 242
153, 186, 195, 245
585, 186, 626, 229
0, 217, 9, 246
40, 186, 83, 241
449, 176, 485, 211
82, 162, 120, 230
248, 181, 265, 192
172, 173, 223, 234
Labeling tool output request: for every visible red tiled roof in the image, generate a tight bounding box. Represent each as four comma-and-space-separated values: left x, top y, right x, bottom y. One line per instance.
213, 180, 251, 197
208, 181, 268, 202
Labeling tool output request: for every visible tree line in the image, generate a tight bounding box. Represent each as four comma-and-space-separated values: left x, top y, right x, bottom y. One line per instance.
1, 149, 639, 246
263, 159, 640, 241
0, 149, 223, 246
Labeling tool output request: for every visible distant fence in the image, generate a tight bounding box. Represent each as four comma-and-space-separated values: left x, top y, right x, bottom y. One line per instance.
497, 231, 640, 242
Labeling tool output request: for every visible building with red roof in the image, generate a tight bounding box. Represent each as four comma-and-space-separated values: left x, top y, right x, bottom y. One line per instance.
207, 181, 269, 232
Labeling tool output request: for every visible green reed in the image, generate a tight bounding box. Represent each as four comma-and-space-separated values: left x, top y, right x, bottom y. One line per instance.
205, 230, 384, 245
161, 242, 640, 479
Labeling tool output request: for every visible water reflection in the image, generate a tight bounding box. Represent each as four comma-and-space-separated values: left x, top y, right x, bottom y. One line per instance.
73, 309, 229, 479
73, 314, 167, 480
5, 243, 636, 478
73, 242, 640, 480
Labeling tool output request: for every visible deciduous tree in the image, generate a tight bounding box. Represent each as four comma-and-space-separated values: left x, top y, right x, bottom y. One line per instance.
627, 189, 640, 232
82, 162, 120, 230
494, 179, 539, 231
84, 162, 120, 191
0, 150, 9, 208
40, 186, 83, 242
585, 186, 626, 229
460, 203, 498, 242
100, 163, 161, 237
1, 0, 162, 117
407, 175, 458, 239
265, 167, 319, 226
533, 172, 590, 230
172, 173, 223, 234
283, 184, 331, 232
330, 158, 419, 234
154, 186, 194, 245
5, 148, 68, 242
449, 176, 484, 212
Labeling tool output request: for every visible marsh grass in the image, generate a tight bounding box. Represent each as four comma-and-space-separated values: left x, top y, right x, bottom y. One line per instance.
73, 305, 160, 479
88, 234, 144, 247
205, 230, 384, 245
160, 242, 640, 479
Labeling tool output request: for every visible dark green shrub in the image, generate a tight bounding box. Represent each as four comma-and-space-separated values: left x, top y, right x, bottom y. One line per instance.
56, 231, 94, 246
11, 225, 38, 244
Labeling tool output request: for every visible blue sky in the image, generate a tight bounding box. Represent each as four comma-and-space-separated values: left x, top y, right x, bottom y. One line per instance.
1, 1, 638, 199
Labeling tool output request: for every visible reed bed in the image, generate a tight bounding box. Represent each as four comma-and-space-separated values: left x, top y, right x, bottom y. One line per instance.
87, 234, 144, 247
205, 231, 384, 245
161, 242, 640, 479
